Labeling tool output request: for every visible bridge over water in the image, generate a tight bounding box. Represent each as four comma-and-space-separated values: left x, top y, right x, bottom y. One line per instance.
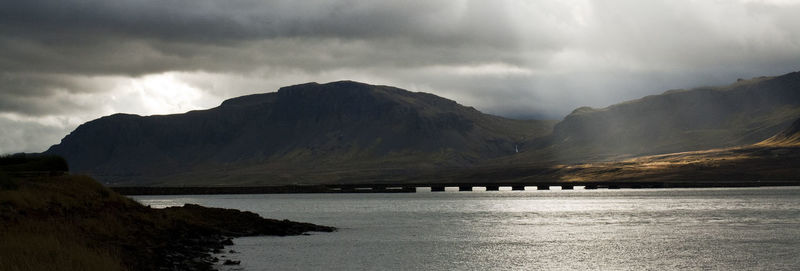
112, 180, 800, 195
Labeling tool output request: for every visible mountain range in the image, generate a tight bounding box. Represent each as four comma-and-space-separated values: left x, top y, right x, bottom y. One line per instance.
44, 71, 800, 186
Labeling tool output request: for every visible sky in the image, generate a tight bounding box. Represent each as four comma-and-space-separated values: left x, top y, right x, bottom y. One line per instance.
1, 0, 800, 154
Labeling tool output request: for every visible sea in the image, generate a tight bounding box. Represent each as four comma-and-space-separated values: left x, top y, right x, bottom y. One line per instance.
134, 186, 800, 270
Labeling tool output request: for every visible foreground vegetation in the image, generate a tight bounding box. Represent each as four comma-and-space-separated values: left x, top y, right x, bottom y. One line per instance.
0, 155, 334, 271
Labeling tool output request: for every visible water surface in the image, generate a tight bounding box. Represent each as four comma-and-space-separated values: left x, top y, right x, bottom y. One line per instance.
135, 187, 800, 270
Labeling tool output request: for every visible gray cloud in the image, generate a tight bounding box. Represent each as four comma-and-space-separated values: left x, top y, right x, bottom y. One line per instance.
0, 1, 526, 45
0, 115, 72, 154
1, 0, 800, 153
0, 73, 95, 116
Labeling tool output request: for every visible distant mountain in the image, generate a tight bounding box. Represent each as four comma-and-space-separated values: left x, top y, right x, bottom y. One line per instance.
534, 71, 800, 161
759, 118, 800, 146
45, 81, 553, 185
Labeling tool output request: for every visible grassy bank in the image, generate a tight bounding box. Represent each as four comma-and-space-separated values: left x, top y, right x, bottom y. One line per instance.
0, 163, 334, 270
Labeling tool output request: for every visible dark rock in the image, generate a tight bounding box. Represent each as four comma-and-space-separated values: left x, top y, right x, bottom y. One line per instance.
223, 260, 241, 265
140, 204, 336, 270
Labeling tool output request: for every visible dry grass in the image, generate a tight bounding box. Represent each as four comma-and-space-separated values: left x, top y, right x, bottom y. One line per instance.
0, 225, 124, 271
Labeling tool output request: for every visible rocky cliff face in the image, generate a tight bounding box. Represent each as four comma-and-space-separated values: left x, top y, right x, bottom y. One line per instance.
46, 81, 552, 185
541, 71, 800, 161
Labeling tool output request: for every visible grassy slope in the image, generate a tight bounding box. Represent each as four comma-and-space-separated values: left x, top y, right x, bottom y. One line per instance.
0, 173, 334, 271
557, 145, 800, 184
758, 118, 800, 146
555, 117, 800, 184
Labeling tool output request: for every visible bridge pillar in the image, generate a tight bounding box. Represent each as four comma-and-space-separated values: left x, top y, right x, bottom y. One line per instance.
537, 185, 550, 190
485, 185, 500, 191
561, 185, 574, 190
459, 186, 473, 191
511, 185, 525, 191
431, 186, 445, 192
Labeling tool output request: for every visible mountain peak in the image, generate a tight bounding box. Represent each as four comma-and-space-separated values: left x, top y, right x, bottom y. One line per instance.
277, 80, 380, 93
219, 81, 377, 108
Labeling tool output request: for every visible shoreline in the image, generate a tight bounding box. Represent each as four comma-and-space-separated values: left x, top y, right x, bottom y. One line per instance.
146, 203, 336, 270
0, 174, 335, 271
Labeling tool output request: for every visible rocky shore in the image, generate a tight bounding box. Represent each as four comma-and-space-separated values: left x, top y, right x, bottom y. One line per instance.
155, 203, 335, 270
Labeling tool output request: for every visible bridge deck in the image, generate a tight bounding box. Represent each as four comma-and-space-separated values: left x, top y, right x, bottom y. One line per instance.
112, 180, 800, 195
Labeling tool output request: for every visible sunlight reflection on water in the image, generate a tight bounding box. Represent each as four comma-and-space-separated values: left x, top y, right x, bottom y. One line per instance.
134, 187, 800, 270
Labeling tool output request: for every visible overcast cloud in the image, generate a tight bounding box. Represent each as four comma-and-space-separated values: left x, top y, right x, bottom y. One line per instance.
1, 0, 799, 153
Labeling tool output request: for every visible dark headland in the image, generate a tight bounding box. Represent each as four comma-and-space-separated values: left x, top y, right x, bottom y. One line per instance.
0, 155, 334, 271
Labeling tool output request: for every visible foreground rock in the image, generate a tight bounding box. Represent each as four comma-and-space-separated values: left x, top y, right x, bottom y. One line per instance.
152, 204, 335, 270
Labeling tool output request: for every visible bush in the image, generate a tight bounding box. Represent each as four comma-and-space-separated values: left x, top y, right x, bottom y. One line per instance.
0, 172, 18, 190
0, 153, 69, 172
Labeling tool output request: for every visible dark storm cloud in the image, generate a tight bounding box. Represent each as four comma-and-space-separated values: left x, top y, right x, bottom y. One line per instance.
0, 0, 539, 75
2, 0, 798, 79
0, 73, 96, 116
